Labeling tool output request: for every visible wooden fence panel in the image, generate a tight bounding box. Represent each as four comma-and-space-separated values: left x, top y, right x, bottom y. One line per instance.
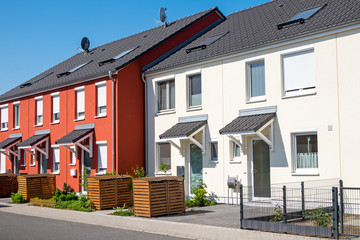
0, 174, 18, 197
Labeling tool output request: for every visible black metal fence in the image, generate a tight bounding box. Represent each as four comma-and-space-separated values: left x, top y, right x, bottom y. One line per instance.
340, 180, 360, 237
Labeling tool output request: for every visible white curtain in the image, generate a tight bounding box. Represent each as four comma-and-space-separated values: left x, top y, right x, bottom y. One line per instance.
53, 95, 59, 114
1, 107, 8, 123
97, 85, 106, 108
36, 99, 43, 116
297, 152, 318, 168
98, 144, 107, 172
76, 90, 85, 113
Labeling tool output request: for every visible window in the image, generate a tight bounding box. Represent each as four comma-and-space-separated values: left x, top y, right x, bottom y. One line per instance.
293, 132, 318, 173
158, 80, 175, 111
283, 49, 315, 96
210, 142, 218, 162
0, 153, 5, 173
232, 142, 241, 162
75, 87, 85, 120
96, 82, 106, 116
35, 97, 43, 125
70, 146, 76, 165
13, 103, 20, 129
157, 143, 171, 173
52, 94, 60, 123
188, 74, 201, 108
31, 150, 35, 166
21, 151, 26, 166
0, 105, 8, 130
97, 144, 107, 174
247, 60, 265, 101
53, 147, 60, 174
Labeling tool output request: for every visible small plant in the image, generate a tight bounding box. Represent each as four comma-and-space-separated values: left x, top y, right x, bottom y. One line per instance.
186, 181, 216, 207
158, 163, 170, 173
112, 203, 134, 216
103, 171, 117, 175
303, 207, 332, 227
62, 183, 71, 194
270, 204, 283, 222
54, 194, 93, 212
80, 165, 88, 191
132, 165, 145, 178
11, 193, 24, 203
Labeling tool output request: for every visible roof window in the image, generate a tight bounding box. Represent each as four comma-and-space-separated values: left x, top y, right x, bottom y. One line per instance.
98, 47, 138, 66
277, 4, 326, 30
57, 60, 93, 78
20, 72, 54, 88
186, 32, 229, 53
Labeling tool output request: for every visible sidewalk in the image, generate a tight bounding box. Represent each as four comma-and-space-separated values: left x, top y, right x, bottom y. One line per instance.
0, 199, 323, 240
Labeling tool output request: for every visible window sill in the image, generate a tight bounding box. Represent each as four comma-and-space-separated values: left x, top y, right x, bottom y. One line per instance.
230, 161, 241, 164
187, 106, 202, 112
20, 165, 26, 167
95, 172, 106, 176
0, 129, 8, 132
282, 91, 316, 99
208, 161, 219, 164
12, 127, 20, 130
247, 97, 266, 104
69, 163, 76, 166
52, 172, 60, 175
74, 118, 85, 122
34, 124, 43, 128
94, 115, 107, 119
292, 172, 319, 176
30, 164, 36, 167
156, 171, 172, 175
50, 121, 60, 125
156, 109, 176, 116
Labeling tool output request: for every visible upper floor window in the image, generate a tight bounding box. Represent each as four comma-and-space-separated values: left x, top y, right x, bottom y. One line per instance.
282, 49, 315, 97
188, 74, 202, 108
96, 82, 106, 116
157, 142, 171, 173
52, 93, 60, 123
158, 80, 175, 112
293, 132, 318, 174
97, 143, 107, 174
0, 105, 8, 131
35, 97, 43, 125
247, 60, 265, 101
75, 87, 85, 120
13, 102, 20, 129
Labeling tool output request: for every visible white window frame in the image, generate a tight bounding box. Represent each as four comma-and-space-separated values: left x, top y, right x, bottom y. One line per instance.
209, 140, 218, 162
51, 92, 60, 124
97, 142, 107, 174
0, 104, 9, 131
281, 46, 316, 97
52, 146, 60, 174
75, 87, 85, 120
96, 81, 107, 117
246, 58, 266, 102
35, 96, 43, 126
0, 152, 5, 173
13, 102, 20, 129
69, 146, 76, 166
156, 142, 171, 174
157, 79, 175, 113
231, 141, 241, 162
21, 150, 26, 167
187, 72, 202, 109
30, 149, 36, 166
292, 130, 318, 175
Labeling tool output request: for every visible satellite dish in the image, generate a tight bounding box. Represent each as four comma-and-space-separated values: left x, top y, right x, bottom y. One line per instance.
81, 37, 90, 52
159, 7, 167, 23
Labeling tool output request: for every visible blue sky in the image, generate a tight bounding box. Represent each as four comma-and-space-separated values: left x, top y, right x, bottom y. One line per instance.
0, 0, 268, 95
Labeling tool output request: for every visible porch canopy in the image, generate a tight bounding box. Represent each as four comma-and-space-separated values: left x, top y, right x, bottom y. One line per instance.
55, 126, 94, 157
159, 115, 207, 154
0, 133, 22, 158
17, 131, 50, 158
219, 108, 276, 151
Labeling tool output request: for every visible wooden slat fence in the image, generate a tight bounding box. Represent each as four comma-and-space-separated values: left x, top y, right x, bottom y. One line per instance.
0, 174, 18, 197
18, 174, 56, 201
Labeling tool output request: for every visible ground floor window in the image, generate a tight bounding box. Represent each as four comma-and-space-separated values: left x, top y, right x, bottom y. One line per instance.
157, 143, 171, 173
31, 150, 36, 166
231, 141, 241, 162
21, 150, 26, 166
97, 143, 107, 174
293, 132, 318, 173
0, 153, 5, 173
53, 147, 60, 174
210, 142, 218, 162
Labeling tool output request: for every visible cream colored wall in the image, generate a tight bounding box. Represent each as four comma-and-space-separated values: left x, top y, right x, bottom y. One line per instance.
146, 27, 360, 197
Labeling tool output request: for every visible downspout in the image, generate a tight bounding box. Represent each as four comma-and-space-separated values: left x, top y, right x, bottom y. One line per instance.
108, 71, 116, 173
141, 72, 148, 176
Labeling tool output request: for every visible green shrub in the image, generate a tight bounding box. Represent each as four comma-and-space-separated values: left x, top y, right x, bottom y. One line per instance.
103, 171, 117, 175
11, 193, 24, 203
158, 163, 170, 173
186, 182, 216, 207
303, 207, 332, 227
54, 195, 93, 212
111, 204, 134, 216
132, 165, 145, 178
270, 204, 283, 222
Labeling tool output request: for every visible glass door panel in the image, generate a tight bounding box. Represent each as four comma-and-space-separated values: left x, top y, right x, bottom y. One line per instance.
253, 140, 270, 198
190, 144, 203, 193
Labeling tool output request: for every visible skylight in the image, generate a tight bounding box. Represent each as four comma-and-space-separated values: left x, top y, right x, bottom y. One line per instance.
277, 4, 326, 30
20, 72, 54, 88
57, 60, 93, 78
98, 46, 138, 66
186, 32, 229, 53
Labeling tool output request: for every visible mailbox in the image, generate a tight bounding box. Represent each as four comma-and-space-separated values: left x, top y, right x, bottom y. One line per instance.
177, 166, 185, 178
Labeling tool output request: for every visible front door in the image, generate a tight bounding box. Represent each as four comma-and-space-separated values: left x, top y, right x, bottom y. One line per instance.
189, 144, 203, 193
252, 139, 270, 198
82, 150, 91, 193
40, 154, 47, 174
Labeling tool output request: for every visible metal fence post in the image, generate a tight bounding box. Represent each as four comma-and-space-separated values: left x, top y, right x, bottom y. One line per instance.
301, 181, 305, 220
240, 184, 244, 229
283, 185, 287, 224
332, 187, 339, 239
339, 180, 344, 235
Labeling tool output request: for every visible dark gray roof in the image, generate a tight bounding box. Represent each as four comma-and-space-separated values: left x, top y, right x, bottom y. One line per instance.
55, 129, 93, 145
146, 0, 360, 72
0, 8, 222, 103
160, 121, 206, 139
219, 113, 275, 134
0, 137, 21, 149
17, 134, 49, 148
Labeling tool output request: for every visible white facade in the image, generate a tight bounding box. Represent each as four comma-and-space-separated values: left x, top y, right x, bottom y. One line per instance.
146, 25, 360, 198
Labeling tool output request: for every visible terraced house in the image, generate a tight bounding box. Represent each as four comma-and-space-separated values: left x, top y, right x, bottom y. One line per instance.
145, 0, 360, 199
0, 8, 225, 192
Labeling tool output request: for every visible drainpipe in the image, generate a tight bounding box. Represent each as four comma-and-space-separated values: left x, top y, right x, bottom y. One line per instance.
108, 71, 116, 173
141, 72, 148, 176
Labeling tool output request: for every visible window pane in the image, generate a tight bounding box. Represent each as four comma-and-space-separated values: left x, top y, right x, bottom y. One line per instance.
250, 61, 265, 97
76, 89, 85, 117
158, 82, 167, 111
211, 142, 218, 161
296, 134, 318, 169
169, 80, 175, 109
158, 143, 171, 170
14, 105, 20, 128
53, 148, 60, 173
1, 107, 8, 129
189, 75, 201, 107
36, 99, 43, 115
234, 143, 241, 157
97, 84, 106, 115
98, 144, 107, 173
